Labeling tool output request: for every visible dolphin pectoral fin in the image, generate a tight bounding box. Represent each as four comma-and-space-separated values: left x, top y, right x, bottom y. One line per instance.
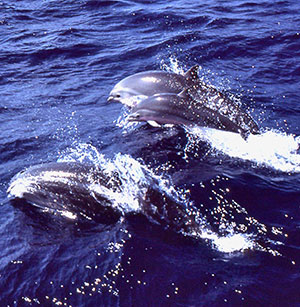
184, 65, 200, 82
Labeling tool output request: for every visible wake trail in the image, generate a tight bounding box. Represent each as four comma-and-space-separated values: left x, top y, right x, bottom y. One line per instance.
186, 127, 300, 173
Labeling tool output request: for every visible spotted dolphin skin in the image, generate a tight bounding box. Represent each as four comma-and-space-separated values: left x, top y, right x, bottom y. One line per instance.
107, 65, 200, 107
7, 162, 201, 234
128, 89, 260, 139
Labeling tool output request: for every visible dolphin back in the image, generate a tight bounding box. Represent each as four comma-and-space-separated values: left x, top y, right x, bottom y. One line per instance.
7, 162, 123, 223
186, 85, 260, 137
129, 87, 259, 139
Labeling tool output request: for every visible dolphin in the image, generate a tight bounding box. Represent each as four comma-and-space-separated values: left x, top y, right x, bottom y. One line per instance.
7, 162, 202, 235
127, 89, 260, 139
7, 162, 123, 223
107, 65, 200, 107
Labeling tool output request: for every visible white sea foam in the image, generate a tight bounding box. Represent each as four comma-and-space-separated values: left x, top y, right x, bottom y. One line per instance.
202, 230, 255, 253
58, 144, 154, 213
186, 127, 300, 173
7, 175, 34, 199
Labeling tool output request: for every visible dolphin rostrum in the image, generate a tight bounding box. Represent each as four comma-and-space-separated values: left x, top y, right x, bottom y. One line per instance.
107, 65, 200, 107
127, 88, 260, 139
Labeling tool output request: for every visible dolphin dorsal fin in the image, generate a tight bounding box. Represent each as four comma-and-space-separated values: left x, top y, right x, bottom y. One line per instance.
184, 65, 199, 82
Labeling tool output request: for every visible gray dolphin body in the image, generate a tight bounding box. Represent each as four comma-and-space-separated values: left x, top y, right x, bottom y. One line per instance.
109, 65, 260, 137
7, 162, 123, 223
108, 65, 200, 106
128, 89, 260, 139
7, 162, 201, 234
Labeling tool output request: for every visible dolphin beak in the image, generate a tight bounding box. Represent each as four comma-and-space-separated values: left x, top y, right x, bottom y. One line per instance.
107, 96, 114, 103
127, 113, 140, 122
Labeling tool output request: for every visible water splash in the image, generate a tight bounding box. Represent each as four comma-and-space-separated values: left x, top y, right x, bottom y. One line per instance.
58, 144, 149, 213
8, 142, 280, 254
185, 127, 300, 173
203, 230, 255, 253
115, 106, 139, 134
56, 144, 262, 253
57, 142, 106, 165
160, 56, 185, 74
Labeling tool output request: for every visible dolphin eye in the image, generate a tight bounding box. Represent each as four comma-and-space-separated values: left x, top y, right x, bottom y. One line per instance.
116, 94, 121, 98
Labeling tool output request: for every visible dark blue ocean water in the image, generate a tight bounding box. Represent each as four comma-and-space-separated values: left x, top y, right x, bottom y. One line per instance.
1, 0, 300, 306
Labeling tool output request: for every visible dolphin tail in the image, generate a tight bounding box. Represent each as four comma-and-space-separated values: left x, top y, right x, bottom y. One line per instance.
240, 125, 261, 140
240, 130, 250, 140
184, 65, 200, 82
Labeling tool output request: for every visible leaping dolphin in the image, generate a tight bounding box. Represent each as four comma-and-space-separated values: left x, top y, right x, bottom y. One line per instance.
107, 65, 200, 107
128, 89, 260, 139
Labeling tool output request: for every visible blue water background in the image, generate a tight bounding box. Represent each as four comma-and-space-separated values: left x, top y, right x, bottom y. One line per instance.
0, 0, 300, 306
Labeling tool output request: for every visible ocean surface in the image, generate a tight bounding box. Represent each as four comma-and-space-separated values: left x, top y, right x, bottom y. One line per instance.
1, 0, 300, 306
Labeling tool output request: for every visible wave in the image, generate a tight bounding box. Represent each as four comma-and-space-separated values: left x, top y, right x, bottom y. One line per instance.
55, 143, 283, 255
185, 127, 300, 173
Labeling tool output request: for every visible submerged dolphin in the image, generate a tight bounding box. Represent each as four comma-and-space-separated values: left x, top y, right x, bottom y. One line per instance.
107, 65, 200, 107
7, 162, 123, 223
128, 89, 260, 139
7, 162, 201, 235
